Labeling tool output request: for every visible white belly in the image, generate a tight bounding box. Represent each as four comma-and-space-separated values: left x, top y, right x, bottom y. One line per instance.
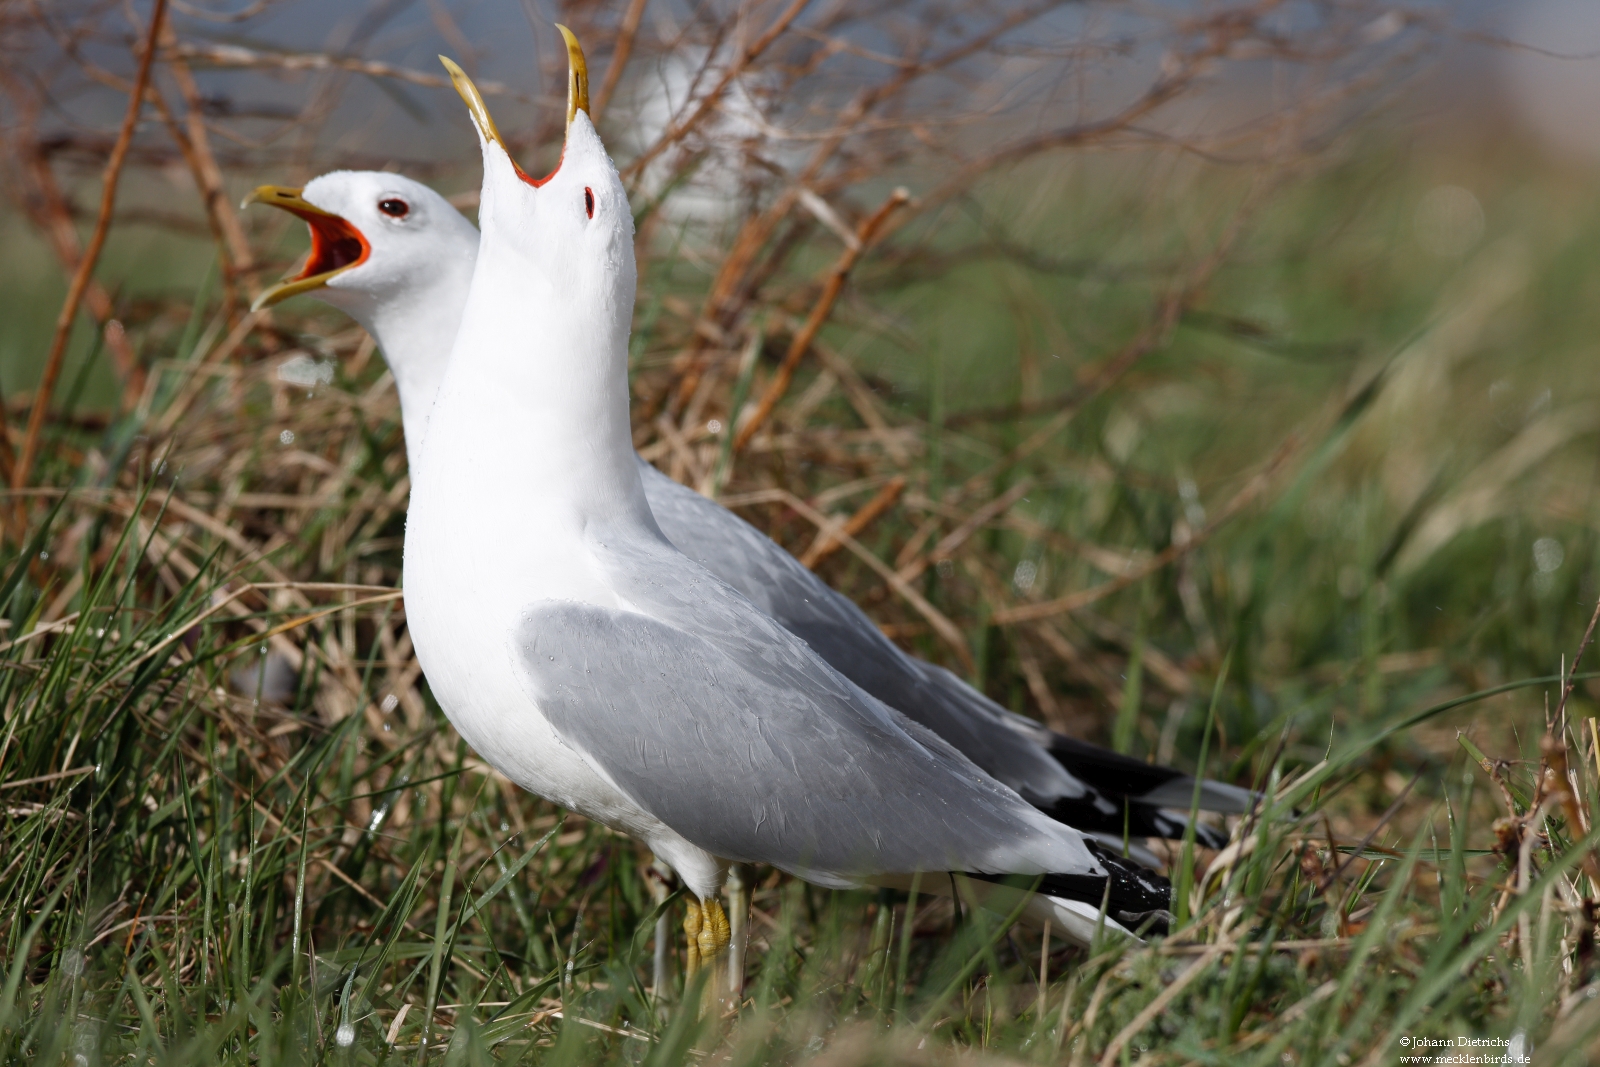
402, 508, 729, 894
402, 392, 732, 894
404, 555, 632, 820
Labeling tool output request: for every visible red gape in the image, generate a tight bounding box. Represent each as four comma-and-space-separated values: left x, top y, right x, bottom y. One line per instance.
512, 143, 565, 189
289, 210, 370, 279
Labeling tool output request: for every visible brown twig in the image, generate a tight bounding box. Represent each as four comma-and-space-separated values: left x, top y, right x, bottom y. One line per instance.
592, 0, 650, 123
163, 41, 531, 99
11, 0, 169, 498
896, 480, 1034, 584
799, 475, 905, 569
664, 4, 1057, 422
733, 188, 908, 452
156, 21, 260, 310
621, 0, 813, 182
719, 486, 972, 668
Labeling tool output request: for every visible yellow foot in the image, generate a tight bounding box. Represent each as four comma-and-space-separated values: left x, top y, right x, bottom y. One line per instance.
683, 896, 731, 1020
698, 897, 731, 961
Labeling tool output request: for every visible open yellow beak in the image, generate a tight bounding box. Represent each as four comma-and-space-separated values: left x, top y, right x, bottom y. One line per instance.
241, 186, 372, 311
439, 26, 589, 172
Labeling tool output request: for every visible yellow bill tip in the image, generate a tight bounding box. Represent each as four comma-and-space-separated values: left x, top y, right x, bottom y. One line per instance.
242, 184, 296, 211
241, 185, 342, 219
555, 24, 590, 126
440, 54, 505, 147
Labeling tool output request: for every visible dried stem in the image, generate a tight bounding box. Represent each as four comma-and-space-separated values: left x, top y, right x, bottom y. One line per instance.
592, 0, 650, 123
734, 188, 908, 452
993, 439, 1296, 625
11, 0, 169, 499
799, 475, 906, 570
1555, 596, 1600, 726
722, 486, 973, 668
622, 0, 813, 182
158, 20, 260, 308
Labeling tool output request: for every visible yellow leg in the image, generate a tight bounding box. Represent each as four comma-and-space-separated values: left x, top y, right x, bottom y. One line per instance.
683, 898, 703, 979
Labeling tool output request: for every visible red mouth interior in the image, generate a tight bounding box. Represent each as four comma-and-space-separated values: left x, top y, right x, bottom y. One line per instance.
290, 210, 371, 279
511, 144, 563, 189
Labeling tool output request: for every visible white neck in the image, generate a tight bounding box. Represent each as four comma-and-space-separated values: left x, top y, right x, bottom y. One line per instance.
320, 257, 472, 473
412, 209, 647, 535
366, 291, 465, 472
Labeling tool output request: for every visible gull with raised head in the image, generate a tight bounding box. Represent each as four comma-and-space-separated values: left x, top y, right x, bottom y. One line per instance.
402, 29, 1171, 977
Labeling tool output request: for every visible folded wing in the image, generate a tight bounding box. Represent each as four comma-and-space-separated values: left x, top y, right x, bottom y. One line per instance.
513, 535, 1107, 889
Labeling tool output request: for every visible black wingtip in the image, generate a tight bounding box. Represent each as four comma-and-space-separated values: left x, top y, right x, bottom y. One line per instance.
1044, 731, 1261, 817
970, 841, 1174, 935
1148, 810, 1231, 850
1039, 794, 1230, 849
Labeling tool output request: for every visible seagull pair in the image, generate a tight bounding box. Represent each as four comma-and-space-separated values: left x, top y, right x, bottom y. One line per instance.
244, 168, 1245, 862
245, 30, 1246, 957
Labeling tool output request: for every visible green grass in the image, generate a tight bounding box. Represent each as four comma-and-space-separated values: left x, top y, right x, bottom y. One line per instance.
7, 126, 1600, 1066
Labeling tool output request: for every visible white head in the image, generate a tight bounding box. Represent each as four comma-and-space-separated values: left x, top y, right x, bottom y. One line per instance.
413, 34, 646, 529
442, 34, 635, 364
243, 172, 479, 470
246, 172, 477, 316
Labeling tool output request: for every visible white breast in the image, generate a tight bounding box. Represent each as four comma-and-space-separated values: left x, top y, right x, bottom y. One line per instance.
403, 385, 638, 828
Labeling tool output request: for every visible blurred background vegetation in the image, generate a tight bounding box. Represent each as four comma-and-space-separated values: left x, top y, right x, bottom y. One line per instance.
6, 0, 1600, 1063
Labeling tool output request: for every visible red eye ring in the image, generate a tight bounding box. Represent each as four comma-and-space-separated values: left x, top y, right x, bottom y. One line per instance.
378, 198, 410, 218
584, 187, 594, 219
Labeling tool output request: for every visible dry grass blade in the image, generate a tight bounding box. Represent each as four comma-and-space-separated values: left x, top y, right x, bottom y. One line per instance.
1555, 596, 1600, 725
1096, 943, 1227, 1066
727, 487, 972, 667
993, 439, 1295, 624
898, 480, 1034, 584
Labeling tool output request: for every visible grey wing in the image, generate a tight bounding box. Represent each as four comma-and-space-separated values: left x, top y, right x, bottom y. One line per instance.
513, 565, 1102, 886
638, 459, 1083, 805
640, 459, 1255, 823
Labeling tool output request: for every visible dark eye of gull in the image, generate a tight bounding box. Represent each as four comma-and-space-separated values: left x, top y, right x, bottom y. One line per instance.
584, 187, 594, 219
378, 198, 410, 219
